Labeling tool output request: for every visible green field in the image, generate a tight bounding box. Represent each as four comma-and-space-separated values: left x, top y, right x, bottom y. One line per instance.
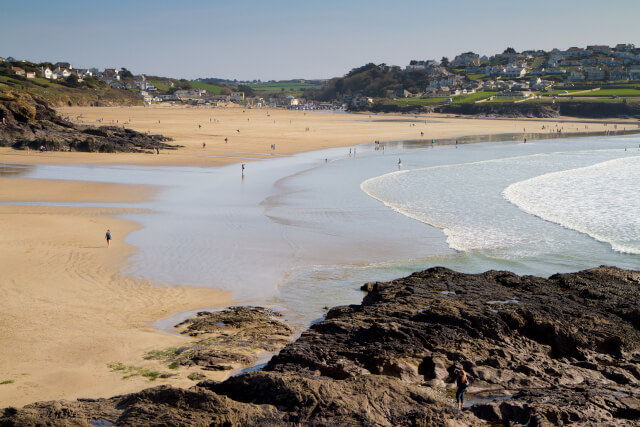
189, 81, 223, 94
149, 80, 171, 92
248, 82, 324, 94
544, 89, 585, 96
572, 88, 640, 97
386, 91, 496, 107
386, 97, 447, 106
465, 73, 487, 81
452, 91, 496, 103
514, 97, 639, 104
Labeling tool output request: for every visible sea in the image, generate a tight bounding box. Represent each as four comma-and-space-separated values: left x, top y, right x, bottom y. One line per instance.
6, 131, 640, 331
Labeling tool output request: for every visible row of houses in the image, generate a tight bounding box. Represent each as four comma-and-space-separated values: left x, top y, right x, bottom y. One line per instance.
485, 63, 528, 78
563, 66, 640, 82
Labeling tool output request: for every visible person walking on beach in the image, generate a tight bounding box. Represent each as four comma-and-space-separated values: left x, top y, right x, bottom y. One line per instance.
105, 229, 112, 248
454, 369, 470, 411
241, 163, 245, 175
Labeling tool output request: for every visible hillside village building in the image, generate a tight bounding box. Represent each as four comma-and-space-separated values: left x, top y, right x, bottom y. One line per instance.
451, 52, 480, 67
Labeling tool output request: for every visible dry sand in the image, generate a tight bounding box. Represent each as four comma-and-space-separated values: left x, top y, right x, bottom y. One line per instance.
2, 105, 634, 168
0, 181, 232, 407
0, 106, 635, 407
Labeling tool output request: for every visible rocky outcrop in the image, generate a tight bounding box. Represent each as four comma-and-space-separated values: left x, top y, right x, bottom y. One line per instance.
2, 266, 639, 426
356, 99, 640, 118
0, 90, 177, 152
146, 306, 293, 372
266, 266, 640, 425
436, 102, 561, 118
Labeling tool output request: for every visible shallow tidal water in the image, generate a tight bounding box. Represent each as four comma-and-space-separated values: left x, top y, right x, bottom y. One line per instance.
10, 132, 640, 332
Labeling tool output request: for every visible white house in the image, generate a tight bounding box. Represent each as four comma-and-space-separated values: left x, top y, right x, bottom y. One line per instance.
406, 60, 439, 72
503, 64, 527, 78
428, 75, 463, 89
54, 67, 71, 78
75, 69, 93, 78
40, 67, 52, 79
630, 66, 640, 80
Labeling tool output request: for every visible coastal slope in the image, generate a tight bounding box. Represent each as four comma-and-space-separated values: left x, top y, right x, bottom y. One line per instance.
0, 90, 174, 152
2, 266, 639, 426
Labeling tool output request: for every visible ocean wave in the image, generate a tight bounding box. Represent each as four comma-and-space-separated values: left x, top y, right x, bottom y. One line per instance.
503, 156, 640, 255
361, 149, 640, 256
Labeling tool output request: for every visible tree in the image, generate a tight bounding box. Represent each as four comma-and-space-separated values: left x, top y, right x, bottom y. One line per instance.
236, 84, 255, 97
63, 74, 80, 88
503, 47, 516, 54
440, 57, 450, 68
119, 68, 134, 79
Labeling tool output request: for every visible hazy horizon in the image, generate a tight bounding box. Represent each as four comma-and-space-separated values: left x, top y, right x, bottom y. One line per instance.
2, 0, 639, 81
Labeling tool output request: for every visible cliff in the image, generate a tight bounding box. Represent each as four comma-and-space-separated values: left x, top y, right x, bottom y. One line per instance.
0, 90, 176, 152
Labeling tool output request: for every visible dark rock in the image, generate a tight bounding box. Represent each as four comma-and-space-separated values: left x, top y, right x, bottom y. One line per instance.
2, 266, 640, 426
146, 306, 293, 372
0, 90, 178, 153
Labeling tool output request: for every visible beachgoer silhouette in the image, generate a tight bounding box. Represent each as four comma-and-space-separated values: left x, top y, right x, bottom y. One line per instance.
202, 142, 206, 150
105, 229, 112, 248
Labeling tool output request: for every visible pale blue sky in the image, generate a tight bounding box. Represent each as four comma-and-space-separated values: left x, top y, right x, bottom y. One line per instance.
1, 0, 638, 80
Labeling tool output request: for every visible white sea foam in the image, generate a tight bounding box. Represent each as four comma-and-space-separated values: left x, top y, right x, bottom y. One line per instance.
361, 149, 640, 257
503, 156, 640, 255
360, 158, 551, 253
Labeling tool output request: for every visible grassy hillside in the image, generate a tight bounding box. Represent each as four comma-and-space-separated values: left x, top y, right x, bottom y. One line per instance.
189, 80, 224, 94
247, 81, 324, 97
0, 75, 143, 107
382, 91, 497, 107
148, 77, 225, 95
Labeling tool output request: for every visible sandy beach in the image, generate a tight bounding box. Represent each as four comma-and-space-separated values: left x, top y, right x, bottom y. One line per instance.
0, 179, 231, 407
2, 105, 635, 168
0, 106, 636, 407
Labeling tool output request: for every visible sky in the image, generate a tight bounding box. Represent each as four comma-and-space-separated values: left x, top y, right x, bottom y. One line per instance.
1, 0, 639, 81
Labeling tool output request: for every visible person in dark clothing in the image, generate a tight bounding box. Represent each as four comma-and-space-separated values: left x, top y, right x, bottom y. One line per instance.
526, 407, 545, 427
